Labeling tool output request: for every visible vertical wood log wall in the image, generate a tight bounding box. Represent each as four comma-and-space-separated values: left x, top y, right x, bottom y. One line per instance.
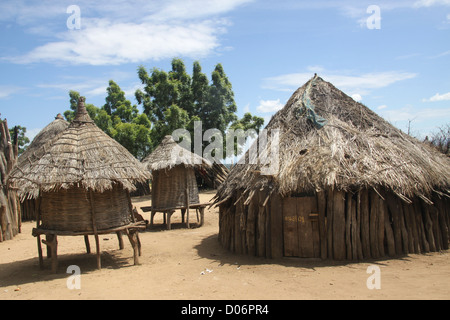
0, 119, 21, 242
219, 187, 449, 260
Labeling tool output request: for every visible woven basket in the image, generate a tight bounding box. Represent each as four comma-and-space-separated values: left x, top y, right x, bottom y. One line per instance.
40, 184, 132, 232
152, 166, 200, 209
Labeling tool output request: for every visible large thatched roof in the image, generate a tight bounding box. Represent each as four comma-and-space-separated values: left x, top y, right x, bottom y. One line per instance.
9, 98, 151, 199
17, 114, 69, 168
142, 135, 211, 171
215, 75, 450, 204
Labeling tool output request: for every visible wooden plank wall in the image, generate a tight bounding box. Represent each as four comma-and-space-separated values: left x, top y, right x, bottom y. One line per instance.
219, 187, 449, 260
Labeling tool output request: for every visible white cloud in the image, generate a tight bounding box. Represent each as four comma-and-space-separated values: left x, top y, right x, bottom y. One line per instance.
256, 99, 284, 113
378, 105, 388, 110
0, 86, 24, 99
351, 94, 363, 102
413, 0, 450, 8
423, 92, 450, 102
263, 69, 417, 96
3, 0, 253, 65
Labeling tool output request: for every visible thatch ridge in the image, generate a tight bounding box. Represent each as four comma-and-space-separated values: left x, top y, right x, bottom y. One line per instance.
9, 98, 151, 199
215, 75, 450, 204
142, 135, 212, 171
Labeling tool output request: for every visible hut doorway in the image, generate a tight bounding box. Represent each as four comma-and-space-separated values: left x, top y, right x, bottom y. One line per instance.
283, 196, 320, 258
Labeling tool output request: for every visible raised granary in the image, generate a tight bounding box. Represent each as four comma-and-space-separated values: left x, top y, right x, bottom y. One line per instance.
8, 98, 151, 272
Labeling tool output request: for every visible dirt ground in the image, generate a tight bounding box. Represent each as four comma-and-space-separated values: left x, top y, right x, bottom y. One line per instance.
0, 190, 449, 300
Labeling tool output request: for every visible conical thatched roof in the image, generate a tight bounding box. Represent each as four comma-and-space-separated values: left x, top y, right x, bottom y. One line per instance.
9, 98, 151, 199
17, 114, 69, 168
142, 135, 212, 171
215, 75, 450, 204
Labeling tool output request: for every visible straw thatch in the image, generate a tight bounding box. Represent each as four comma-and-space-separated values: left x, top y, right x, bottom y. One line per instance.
17, 114, 69, 169
215, 75, 450, 203
9, 99, 151, 199
215, 75, 450, 260
143, 135, 212, 171
17, 114, 69, 220
142, 135, 211, 210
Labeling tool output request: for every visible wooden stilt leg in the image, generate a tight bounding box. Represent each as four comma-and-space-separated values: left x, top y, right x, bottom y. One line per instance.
181, 209, 186, 224
94, 234, 101, 270
151, 210, 156, 226
37, 235, 44, 269
127, 230, 140, 265
42, 234, 58, 273
51, 235, 58, 273
46, 234, 52, 258
84, 235, 91, 254
116, 232, 124, 250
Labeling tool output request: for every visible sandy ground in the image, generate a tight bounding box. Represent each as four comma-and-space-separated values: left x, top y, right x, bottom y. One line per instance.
0, 190, 449, 301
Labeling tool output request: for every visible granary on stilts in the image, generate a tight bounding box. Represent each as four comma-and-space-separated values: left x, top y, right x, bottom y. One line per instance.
213, 75, 450, 260
141, 135, 212, 229
17, 114, 69, 221
9, 98, 151, 272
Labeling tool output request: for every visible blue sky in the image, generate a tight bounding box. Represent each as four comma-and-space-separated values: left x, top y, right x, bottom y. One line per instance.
0, 0, 449, 142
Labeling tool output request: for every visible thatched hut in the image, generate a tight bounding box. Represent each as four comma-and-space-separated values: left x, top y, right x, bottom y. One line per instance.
18, 114, 69, 221
214, 75, 450, 260
141, 135, 212, 229
9, 98, 151, 272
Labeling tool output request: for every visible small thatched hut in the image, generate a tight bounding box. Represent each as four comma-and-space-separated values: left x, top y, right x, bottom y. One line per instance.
9, 98, 151, 272
18, 114, 69, 221
142, 135, 212, 229
214, 75, 450, 260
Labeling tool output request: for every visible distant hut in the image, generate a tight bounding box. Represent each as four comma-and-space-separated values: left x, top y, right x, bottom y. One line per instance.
214, 75, 450, 260
18, 114, 69, 221
141, 135, 212, 229
9, 98, 151, 272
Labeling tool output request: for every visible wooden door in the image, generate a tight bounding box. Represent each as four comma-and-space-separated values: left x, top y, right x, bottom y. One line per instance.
283, 196, 320, 258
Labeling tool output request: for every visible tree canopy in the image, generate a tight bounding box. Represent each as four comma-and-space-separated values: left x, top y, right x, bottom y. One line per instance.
60, 58, 263, 161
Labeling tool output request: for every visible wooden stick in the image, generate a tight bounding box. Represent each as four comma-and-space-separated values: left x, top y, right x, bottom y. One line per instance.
89, 190, 101, 270
84, 235, 91, 254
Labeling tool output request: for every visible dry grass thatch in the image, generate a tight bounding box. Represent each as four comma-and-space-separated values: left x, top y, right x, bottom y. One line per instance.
18, 114, 69, 167
215, 75, 450, 204
8, 98, 151, 199
142, 135, 212, 171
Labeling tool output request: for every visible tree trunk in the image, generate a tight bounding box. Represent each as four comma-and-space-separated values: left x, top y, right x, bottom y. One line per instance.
0, 119, 21, 242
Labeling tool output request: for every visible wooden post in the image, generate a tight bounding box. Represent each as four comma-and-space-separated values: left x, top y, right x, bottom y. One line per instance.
127, 230, 140, 265
345, 193, 352, 260
88, 191, 101, 270
257, 189, 267, 258
369, 190, 380, 258
326, 189, 334, 260
332, 190, 346, 260
116, 232, 124, 250
360, 189, 371, 259
270, 192, 283, 259
42, 234, 58, 273
84, 235, 91, 253
386, 193, 403, 255
414, 198, 429, 253
246, 195, 256, 256
317, 191, 327, 260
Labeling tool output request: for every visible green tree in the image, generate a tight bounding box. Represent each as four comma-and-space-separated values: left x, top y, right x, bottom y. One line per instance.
63, 84, 152, 160
136, 58, 264, 160
9, 125, 30, 155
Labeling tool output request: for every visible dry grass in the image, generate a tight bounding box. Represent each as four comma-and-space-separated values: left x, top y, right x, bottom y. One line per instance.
9, 98, 150, 199
215, 75, 450, 204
